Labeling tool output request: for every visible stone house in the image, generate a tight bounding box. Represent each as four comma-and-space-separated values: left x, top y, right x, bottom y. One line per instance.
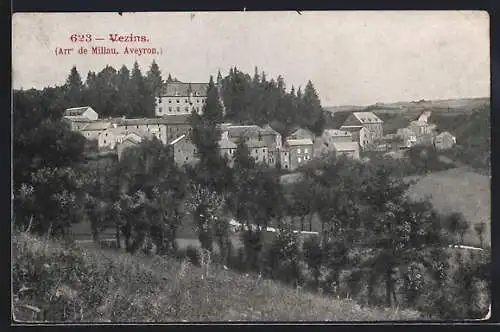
331, 142, 360, 160
113, 118, 168, 144
434, 131, 456, 150
247, 138, 270, 165
342, 126, 370, 150
219, 135, 237, 166
282, 138, 314, 171
116, 133, 145, 161
98, 127, 126, 150
340, 111, 383, 149
222, 124, 282, 167
80, 121, 113, 141
169, 134, 199, 167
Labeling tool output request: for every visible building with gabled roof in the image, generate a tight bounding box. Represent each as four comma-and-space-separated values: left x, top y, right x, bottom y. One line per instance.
64, 106, 98, 120
341, 111, 383, 149
331, 141, 360, 160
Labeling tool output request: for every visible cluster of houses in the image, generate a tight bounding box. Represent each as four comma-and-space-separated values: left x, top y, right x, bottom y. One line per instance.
63, 79, 457, 170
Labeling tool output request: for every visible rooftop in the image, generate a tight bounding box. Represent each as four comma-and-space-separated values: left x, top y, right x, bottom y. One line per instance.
159, 82, 208, 97
352, 112, 383, 124
115, 114, 191, 126
64, 106, 94, 117
81, 121, 112, 131
323, 129, 352, 137
286, 138, 314, 146
332, 142, 359, 151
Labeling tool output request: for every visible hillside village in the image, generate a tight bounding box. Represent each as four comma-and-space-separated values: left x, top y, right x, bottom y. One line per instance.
63, 80, 459, 172
13, 65, 490, 323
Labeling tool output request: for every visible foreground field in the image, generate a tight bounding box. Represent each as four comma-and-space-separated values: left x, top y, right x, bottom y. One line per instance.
406, 167, 491, 247
12, 232, 423, 322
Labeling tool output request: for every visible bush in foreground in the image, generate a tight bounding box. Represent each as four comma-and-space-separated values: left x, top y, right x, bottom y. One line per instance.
12, 231, 423, 322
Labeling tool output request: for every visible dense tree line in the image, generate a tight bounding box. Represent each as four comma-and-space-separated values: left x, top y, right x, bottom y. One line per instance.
220, 66, 327, 137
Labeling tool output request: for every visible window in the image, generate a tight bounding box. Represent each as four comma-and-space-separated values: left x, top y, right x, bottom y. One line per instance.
298, 157, 302, 163
104, 140, 107, 144
185, 107, 189, 112
285, 165, 288, 169
159, 107, 163, 113
169, 100, 172, 103
169, 107, 172, 112
177, 99, 180, 103
263, 149, 265, 153
304, 148, 308, 154
186, 156, 189, 161
177, 107, 180, 112
185, 99, 188, 103
159, 98, 162, 104
136, 125, 139, 129
105, 133, 108, 136
297, 148, 301, 154
178, 149, 180, 152
197, 99, 200, 103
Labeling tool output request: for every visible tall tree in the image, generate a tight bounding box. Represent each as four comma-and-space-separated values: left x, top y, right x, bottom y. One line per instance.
189, 76, 230, 193
146, 60, 163, 97
65, 66, 84, 107
302, 80, 325, 136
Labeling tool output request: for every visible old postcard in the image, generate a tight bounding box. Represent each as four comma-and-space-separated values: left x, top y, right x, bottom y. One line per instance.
12, 11, 491, 323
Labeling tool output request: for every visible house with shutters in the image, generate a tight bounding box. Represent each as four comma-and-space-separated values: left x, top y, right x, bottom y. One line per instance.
281, 138, 314, 171
340, 111, 383, 149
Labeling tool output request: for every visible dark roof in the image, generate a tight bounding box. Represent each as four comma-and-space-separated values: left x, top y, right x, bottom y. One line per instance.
115, 114, 191, 126
160, 82, 208, 97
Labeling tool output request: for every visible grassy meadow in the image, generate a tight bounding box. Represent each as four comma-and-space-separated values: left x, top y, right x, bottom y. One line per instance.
12, 231, 423, 322
406, 167, 491, 247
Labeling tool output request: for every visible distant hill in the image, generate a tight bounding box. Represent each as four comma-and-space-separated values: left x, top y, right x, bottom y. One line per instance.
324, 97, 489, 115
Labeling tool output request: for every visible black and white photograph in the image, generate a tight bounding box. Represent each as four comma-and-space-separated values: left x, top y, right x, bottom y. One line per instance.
12, 11, 491, 322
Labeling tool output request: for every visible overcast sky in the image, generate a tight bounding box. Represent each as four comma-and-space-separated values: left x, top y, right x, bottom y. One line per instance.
12, 11, 490, 106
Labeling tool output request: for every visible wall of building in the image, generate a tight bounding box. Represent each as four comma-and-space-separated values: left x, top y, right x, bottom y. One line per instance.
82, 109, 99, 121
172, 139, 198, 167
155, 96, 206, 116
287, 145, 313, 170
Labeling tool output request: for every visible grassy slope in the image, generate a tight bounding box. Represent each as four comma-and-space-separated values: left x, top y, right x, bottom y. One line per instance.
12, 232, 422, 322
406, 167, 491, 247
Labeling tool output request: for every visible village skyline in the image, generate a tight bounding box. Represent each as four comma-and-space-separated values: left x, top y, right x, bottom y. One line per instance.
12, 11, 489, 106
